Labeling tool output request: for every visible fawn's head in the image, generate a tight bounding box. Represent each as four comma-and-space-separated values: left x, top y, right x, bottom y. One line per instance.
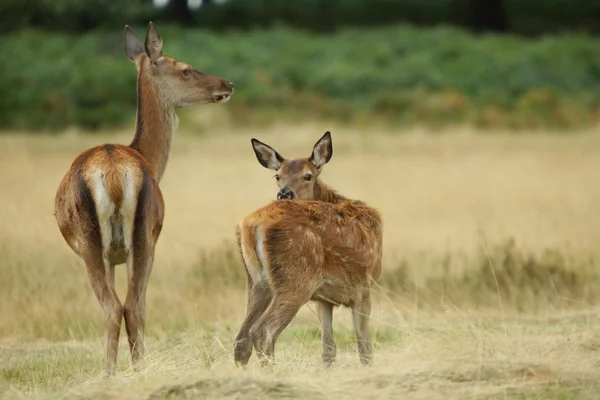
124, 22, 233, 108
251, 132, 333, 200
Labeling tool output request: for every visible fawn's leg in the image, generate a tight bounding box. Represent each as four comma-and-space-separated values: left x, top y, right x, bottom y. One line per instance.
250, 283, 313, 367
351, 290, 373, 365
316, 301, 336, 367
234, 277, 272, 367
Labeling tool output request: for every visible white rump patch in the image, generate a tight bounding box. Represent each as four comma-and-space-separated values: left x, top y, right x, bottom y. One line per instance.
91, 170, 116, 256
120, 171, 138, 252
239, 226, 268, 284
253, 228, 269, 283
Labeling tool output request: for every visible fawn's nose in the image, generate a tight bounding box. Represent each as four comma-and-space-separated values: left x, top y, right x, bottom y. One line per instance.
277, 187, 294, 200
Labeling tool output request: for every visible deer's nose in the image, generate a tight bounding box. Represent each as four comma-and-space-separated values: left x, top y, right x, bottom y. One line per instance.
277, 187, 294, 200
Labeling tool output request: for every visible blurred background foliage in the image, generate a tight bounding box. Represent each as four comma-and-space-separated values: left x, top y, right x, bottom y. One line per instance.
1, 0, 599, 132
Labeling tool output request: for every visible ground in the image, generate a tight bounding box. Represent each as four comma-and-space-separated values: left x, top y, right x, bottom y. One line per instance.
1, 123, 600, 399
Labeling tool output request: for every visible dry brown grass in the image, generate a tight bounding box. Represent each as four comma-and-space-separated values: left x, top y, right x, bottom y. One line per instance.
1, 123, 600, 398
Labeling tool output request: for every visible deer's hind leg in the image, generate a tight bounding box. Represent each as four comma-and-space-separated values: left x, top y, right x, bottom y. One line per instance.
82, 250, 123, 376
234, 275, 272, 367
249, 279, 315, 366
77, 173, 124, 376
123, 175, 157, 370
351, 289, 373, 365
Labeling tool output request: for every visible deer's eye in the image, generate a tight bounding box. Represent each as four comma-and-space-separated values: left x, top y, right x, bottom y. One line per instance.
183, 68, 192, 76
274, 174, 280, 181
304, 174, 312, 181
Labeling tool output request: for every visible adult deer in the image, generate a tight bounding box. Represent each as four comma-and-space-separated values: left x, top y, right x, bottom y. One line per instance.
54, 22, 233, 376
233, 132, 383, 367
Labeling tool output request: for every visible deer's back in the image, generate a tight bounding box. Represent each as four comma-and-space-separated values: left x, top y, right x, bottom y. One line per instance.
243, 199, 382, 306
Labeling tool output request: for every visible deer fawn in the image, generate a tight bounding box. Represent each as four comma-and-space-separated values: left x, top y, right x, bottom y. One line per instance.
233, 132, 383, 367
54, 22, 233, 376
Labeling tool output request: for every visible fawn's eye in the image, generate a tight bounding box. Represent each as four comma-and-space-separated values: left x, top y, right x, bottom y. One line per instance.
183, 68, 192, 76
304, 174, 312, 181
274, 174, 280, 181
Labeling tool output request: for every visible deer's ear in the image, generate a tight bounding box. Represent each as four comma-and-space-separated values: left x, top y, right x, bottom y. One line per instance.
124, 25, 145, 62
145, 21, 163, 60
309, 131, 333, 170
251, 138, 284, 170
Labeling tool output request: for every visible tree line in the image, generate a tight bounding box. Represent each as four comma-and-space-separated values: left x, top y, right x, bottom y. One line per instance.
2, 0, 599, 36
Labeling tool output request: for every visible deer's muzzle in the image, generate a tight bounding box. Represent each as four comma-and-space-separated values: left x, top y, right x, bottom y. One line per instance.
277, 187, 294, 200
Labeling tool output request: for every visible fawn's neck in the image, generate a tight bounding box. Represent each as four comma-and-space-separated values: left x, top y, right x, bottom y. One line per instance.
314, 181, 347, 203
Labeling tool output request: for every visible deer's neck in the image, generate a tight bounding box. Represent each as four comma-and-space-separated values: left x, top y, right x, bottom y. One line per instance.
314, 181, 347, 203
129, 66, 178, 182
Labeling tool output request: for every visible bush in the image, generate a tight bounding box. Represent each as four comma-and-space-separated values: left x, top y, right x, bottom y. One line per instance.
382, 239, 600, 312
1, 25, 600, 132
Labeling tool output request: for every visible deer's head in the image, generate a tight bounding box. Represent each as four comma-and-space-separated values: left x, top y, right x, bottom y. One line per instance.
124, 22, 233, 108
251, 132, 333, 200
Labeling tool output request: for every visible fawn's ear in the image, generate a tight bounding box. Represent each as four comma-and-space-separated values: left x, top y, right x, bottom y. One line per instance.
124, 25, 145, 62
145, 21, 163, 60
251, 138, 284, 170
309, 131, 333, 170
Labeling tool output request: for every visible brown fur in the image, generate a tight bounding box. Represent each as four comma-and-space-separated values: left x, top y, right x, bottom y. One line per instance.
234, 132, 383, 367
53, 22, 233, 376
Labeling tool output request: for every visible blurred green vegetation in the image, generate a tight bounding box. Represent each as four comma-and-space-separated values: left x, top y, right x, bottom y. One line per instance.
2, 25, 600, 132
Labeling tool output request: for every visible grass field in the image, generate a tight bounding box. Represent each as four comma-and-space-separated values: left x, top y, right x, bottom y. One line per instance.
2, 123, 600, 399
